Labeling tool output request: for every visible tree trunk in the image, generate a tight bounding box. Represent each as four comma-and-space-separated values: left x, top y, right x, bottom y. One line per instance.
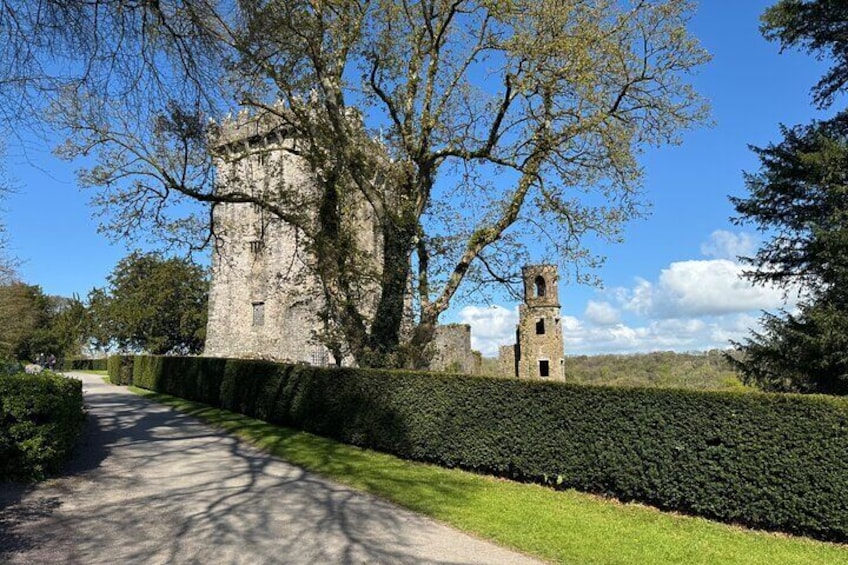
366, 217, 416, 366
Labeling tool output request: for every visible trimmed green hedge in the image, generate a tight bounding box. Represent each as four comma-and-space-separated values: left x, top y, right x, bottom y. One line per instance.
0, 372, 86, 481
61, 357, 108, 371
133, 355, 226, 402
107, 355, 135, 385
132, 355, 848, 542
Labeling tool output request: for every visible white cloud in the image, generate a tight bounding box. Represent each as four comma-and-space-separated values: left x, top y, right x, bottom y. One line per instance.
561, 314, 755, 355
456, 230, 799, 356
584, 300, 620, 325
700, 230, 757, 260
458, 305, 518, 357
619, 259, 794, 318
458, 303, 767, 357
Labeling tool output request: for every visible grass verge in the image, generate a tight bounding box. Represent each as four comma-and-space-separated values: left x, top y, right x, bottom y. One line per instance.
131, 386, 848, 565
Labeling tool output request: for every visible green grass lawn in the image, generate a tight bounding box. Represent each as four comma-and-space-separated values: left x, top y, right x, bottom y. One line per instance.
131, 386, 848, 565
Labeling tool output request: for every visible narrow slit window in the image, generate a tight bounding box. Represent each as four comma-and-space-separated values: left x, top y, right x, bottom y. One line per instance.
252, 302, 265, 326
539, 360, 550, 377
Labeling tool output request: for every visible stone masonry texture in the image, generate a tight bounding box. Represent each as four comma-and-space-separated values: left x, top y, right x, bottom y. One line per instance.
203, 110, 481, 371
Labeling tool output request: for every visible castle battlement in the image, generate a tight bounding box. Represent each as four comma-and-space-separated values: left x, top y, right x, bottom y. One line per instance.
210, 104, 290, 150
210, 103, 367, 151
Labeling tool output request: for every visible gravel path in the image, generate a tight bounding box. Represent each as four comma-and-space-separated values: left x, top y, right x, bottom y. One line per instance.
1, 372, 544, 564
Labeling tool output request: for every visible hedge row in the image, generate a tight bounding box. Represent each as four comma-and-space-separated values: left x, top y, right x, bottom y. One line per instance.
0, 372, 86, 481
61, 357, 108, 371
107, 355, 135, 385
132, 355, 848, 542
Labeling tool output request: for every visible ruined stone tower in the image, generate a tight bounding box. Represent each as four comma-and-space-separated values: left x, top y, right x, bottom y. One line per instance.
498, 265, 565, 380
517, 265, 565, 379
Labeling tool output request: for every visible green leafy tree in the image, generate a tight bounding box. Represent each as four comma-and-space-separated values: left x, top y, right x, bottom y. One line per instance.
89, 252, 208, 355
0, 283, 86, 361
47, 294, 92, 359
732, 295, 848, 393
0, 283, 47, 360
730, 0, 848, 393
1, 0, 709, 366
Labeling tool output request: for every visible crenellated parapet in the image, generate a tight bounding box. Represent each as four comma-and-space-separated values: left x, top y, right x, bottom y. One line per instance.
208, 103, 292, 155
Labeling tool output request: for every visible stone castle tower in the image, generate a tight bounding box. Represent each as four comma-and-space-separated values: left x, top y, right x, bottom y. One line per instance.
203, 110, 383, 365
498, 265, 565, 380
202, 109, 481, 371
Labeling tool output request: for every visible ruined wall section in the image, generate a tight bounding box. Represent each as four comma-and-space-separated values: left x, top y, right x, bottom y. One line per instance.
498, 344, 517, 378
428, 324, 482, 374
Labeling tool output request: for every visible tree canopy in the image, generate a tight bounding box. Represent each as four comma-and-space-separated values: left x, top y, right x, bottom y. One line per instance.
730, 117, 848, 392
730, 0, 848, 394
733, 116, 848, 292
0, 283, 87, 361
1, 0, 709, 366
761, 0, 848, 109
88, 252, 208, 355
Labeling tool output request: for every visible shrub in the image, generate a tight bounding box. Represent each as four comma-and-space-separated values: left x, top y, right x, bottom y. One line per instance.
107, 355, 135, 385
60, 358, 84, 371
0, 357, 21, 376
220, 359, 292, 419
0, 372, 86, 481
132, 355, 848, 542
132, 355, 164, 390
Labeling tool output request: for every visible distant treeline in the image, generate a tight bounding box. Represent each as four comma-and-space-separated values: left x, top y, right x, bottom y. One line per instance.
564, 350, 746, 391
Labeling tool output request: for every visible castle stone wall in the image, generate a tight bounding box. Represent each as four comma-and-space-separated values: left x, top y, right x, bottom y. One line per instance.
494, 265, 566, 380
429, 324, 482, 374
203, 109, 475, 371
498, 344, 517, 378
204, 115, 341, 364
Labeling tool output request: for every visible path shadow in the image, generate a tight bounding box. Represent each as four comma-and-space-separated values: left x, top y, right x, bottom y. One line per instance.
0, 483, 61, 558
1, 373, 531, 564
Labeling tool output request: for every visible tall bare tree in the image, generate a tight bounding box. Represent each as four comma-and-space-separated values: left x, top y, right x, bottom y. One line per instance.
1, 0, 709, 366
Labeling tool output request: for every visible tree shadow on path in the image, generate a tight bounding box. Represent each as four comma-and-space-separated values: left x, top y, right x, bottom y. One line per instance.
1, 373, 538, 565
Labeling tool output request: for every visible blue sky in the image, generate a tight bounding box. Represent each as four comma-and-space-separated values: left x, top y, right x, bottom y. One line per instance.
1, 1, 834, 356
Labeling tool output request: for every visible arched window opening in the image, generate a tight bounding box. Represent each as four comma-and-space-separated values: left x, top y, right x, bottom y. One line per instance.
536, 318, 545, 335
534, 275, 546, 298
